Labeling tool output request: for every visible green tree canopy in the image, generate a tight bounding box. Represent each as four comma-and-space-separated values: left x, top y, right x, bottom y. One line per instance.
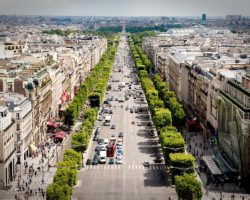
175, 173, 202, 200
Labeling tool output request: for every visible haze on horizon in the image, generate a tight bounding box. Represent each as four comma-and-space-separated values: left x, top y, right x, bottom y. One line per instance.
0, 0, 249, 17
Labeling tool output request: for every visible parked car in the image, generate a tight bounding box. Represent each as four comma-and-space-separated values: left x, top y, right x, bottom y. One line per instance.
111, 124, 116, 129
109, 158, 115, 164
86, 159, 92, 165
93, 134, 99, 141
116, 156, 123, 164
118, 132, 124, 137
92, 154, 99, 165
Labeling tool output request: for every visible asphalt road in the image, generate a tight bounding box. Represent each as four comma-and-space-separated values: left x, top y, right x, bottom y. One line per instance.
72, 32, 177, 200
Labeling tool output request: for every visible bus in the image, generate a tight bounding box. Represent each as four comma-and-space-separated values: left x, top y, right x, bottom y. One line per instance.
107, 141, 116, 157
104, 115, 111, 126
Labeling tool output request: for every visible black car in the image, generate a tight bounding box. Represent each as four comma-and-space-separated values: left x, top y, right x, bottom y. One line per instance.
92, 154, 100, 165
93, 134, 99, 141
154, 156, 163, 163
86, 159, 92, 165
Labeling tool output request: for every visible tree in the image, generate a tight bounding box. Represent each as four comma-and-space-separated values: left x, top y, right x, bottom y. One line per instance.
160, 131, 185, 163
175, 173, 202, 200
64, 108, 74, 127
169, 153, 195, 179
153, 108, 172, 128
46, 182, 70, 200
63, 149, 82, 167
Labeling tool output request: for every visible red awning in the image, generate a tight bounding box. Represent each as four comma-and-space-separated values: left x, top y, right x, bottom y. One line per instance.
55, 131, 66, 138
47, 121, 59, 127
47, 121, 54, 126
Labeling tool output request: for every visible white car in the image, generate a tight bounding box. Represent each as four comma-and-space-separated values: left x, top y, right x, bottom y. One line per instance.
116, 156, 123, 164
104, 139, 109, 146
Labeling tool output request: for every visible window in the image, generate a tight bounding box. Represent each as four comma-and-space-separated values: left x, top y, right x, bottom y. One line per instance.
17, 134, 20, 141
16, 123, 20, 131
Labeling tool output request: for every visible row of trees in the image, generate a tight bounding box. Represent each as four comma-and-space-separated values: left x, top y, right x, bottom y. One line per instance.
128, 32, 202, 200
47, 33, 119, 200
64, 34, 119, 127
46, 149, 82, 200
128, 33, 154, 74
153, 74, 185, 127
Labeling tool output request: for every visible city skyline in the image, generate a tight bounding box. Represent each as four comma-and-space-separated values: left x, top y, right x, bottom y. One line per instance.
0, 0, 249, 17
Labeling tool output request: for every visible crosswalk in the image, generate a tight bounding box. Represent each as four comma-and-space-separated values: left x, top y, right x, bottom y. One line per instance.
84, 164, 166, 171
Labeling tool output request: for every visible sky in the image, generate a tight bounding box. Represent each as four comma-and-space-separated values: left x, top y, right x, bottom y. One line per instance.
0, 0, 249, 17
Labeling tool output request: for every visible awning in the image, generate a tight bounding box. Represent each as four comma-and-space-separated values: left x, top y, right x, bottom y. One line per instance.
202, 156, 222, 175
213, 153, 238, 174
47, 121, 59, 127
47, 121, 54, 126
30, 144, 37, 152
55, 131, 66, 139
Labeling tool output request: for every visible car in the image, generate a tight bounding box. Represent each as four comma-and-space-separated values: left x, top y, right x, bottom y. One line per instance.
134, 108, 138, 113
98, 116, 103, 121
117, 138, 123, 146
109, 158, 115, 164
93, 134, 99, 141
143, 161, 150, 167
118, 132, 124, 137
86, 159, 92, 165
131, 121, 135, 124
95, 146, 100, 151
98, 138, 104, 145
130, 108, 134, 113
110, 135, 116, 141
137, 122, 141, 126
109, 110, 113, 114
117, 148, 123, 155
92, 154, 99, 165
116, 156, 123, 164
147, 122, 152, 126
117, 145, 123, 150
116, 153, 122, 159
111, 124, 116, 129
104, 139, 109, 146
149, 130, 155, 137
154, 156, 163, 163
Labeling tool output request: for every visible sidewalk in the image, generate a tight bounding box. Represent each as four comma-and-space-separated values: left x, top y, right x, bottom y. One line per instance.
0, 137, 64, 200
183, 130, 250, 200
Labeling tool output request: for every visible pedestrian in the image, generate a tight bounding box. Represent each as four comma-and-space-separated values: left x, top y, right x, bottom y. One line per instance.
34, 171, 37, 177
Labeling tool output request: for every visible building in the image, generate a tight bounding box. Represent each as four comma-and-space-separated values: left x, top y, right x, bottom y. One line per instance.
0, 104, 16, 189
1, 93, 33, 164
217, 73, 250, 180
202, 14, 207, 21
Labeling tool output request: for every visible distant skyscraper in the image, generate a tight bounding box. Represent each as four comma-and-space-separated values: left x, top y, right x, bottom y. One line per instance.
202, 14, 206, 21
